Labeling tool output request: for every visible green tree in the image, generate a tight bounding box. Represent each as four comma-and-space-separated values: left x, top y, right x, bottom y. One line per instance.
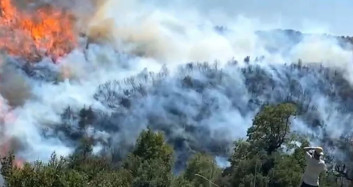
1, 152, 15, 185
132, 129, 174, 168
88, 169, 133, 187
220, 139, 268, 187
124, 129, 174, 187
229, 139, 252, 167
230, 153, 269, 187
59, 170, 88, 187
247, 103, 297, 154
183, 153, 222, 187
224, 103, 298, 186
1, 152, 89, 187
132, 158, 173, 187
268, 153, 303, 187
171, 175, 193, 187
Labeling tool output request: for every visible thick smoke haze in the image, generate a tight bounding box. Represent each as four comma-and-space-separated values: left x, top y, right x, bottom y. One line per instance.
0, 0, 353, 173
146, 0, 353, 36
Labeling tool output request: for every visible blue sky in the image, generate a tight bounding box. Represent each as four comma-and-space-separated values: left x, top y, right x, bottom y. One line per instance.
148, 0, 353, 36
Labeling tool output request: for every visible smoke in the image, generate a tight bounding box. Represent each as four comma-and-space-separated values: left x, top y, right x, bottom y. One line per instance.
86, 0, 267, 66
0, 62, 30, 107
0, 0, 353, 172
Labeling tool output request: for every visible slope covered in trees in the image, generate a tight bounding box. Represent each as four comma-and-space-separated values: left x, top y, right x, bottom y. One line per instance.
1, 103, 351, 187
37, 59, 353, 173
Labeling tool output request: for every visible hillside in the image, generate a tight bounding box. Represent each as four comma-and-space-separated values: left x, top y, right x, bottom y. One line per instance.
1, 0, 353, 186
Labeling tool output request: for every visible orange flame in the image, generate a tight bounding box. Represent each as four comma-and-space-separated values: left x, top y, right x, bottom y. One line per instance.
0, 140, 24, 169
0, 0, 77, 62
14, 158, 24, 169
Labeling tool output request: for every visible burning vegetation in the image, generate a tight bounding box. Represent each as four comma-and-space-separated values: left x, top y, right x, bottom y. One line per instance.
0, 0, 77, 62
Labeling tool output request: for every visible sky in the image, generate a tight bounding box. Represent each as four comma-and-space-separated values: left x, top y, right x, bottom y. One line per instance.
146, 0, 353, 36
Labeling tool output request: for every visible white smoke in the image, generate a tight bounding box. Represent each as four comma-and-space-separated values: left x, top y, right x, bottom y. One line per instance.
87, 0, 269, 67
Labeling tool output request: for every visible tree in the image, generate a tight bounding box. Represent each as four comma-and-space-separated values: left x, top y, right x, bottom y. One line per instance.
61, 106, 77, 125
223, 103, 299, 186
244, 56, 250, 64
132, 129, 174, 169
298, 59, 303, 69
1, 152, 89, 187
183, 153, 222, 187
333, 163, 353, 187
78, 107, 95, 129
171, 176, 193, 187
132, 158, 173, 187
222, 139, 269, 187
268, 153, 304, 187
72, 137, 94, 161
229, 152, 269, 187
88, 169, 133, 187
229, 139, 252, 166
1, 152, 15, 183
68, 138, 111, 181
124, 129, 175, 187
247, 103, 297, 154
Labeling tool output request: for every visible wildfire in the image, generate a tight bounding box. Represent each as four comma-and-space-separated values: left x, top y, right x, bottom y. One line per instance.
0, 96, 22, 168
0, 0, 77, 62
0, 140, 24, 169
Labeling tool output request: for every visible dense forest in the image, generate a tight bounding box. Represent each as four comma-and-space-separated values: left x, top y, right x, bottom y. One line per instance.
1, 102, 352, 187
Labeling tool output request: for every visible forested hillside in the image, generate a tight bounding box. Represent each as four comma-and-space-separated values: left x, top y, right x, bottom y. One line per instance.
3, 59, 353, 186
1, 102, 349, 187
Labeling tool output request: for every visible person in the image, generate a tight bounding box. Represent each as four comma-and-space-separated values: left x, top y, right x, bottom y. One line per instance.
300, 146, 327, 187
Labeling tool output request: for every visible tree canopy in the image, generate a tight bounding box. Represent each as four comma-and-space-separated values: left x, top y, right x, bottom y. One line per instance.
247, 103, 297, 154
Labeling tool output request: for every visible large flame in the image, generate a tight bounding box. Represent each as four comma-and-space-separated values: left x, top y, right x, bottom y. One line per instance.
0, 0, 77, 62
